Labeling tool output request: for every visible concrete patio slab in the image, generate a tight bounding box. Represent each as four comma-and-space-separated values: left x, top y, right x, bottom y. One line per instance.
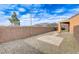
37, 35, 63, 46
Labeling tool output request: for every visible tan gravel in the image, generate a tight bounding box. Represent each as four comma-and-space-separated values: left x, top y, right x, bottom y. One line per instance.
0, 31, 79, 54
0, 39, 42, 54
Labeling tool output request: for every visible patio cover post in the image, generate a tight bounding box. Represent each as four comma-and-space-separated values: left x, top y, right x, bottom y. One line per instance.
58, 22, 61, 32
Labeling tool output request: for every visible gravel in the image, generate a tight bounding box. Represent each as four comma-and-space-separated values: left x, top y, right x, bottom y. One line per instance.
0, 39, 42, 54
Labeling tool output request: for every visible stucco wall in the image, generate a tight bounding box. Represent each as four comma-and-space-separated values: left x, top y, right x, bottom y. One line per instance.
58, 15, 79, 33
0, 26, 52, 43
74, 25, 79, 42
70, 15, 79, 33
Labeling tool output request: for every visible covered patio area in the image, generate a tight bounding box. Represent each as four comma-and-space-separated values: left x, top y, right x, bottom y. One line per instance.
58, 20, 70, 32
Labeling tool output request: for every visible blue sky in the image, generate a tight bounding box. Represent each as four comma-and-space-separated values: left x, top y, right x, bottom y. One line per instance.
0, 4, 79, 26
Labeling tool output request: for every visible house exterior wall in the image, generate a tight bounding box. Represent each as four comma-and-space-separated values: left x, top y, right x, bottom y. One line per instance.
70, 15, 79, 33
58, 15, 79, 33
74, 25, 79, 42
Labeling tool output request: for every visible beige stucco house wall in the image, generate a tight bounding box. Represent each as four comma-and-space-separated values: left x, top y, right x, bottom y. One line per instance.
58, 14, 79, 33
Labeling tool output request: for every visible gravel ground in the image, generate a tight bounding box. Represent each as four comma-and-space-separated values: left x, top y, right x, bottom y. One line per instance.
0, 31, 79, 54
0, 39, 43, 54
0, 31, 59, 54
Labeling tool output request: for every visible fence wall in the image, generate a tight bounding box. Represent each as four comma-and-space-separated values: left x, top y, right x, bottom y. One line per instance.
0, 26, 52, 43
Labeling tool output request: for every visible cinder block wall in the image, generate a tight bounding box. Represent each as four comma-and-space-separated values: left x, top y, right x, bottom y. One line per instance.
0, 26, 52, 43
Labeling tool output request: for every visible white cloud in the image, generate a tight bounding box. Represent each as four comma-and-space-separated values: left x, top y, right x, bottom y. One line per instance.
20, 14, 31, 21
54, 8, 65, 13
20, 10, 76, 26
31, 12, 75, 25
0, 15, 11, 26
20, 20, 31, 26
0, 4, 17, 10
20, 13, 32, 26
31, 14, 57, 25
71, 6, 79, 12
18, 8, 25, 12
0, 4, 11, 10
69, 8, 79, 14
20, 18, 31, 25
21, 4, 32, 9
32, 18, 59, 25
0, 21, 10, 26
10, 11, 19, 15
73, 8, 79, 11
0, 11, 5, 15
48, 13, 74, 20
32, 9, 39, 13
